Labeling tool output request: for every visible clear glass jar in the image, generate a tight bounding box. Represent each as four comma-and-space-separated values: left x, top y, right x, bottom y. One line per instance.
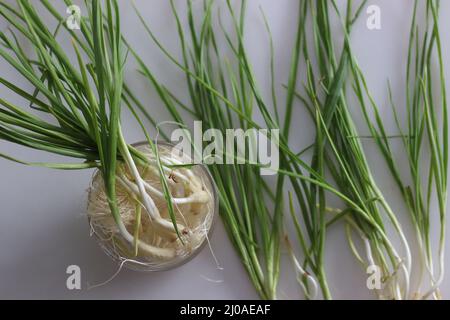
87, 141, 218, 271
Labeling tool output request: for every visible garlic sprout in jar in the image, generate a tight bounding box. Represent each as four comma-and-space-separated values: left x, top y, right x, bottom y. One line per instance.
87, 141, 217, 271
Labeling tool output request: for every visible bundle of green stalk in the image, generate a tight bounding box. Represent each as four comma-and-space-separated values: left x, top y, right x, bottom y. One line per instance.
130, 0, 335, 299
348, 0, 447, 299
298, 0, 411, 300
0, 0, 216, 268
297, 0, 447, 299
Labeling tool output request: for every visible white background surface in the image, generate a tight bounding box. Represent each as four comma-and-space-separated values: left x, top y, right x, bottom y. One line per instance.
0, 0, 449, 299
